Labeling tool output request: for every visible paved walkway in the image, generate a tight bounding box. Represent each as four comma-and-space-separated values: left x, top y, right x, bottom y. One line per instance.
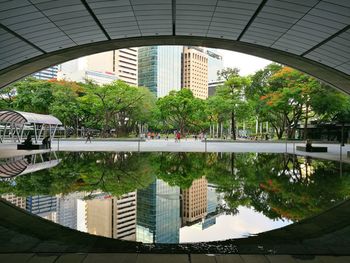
0, 140, 349, 163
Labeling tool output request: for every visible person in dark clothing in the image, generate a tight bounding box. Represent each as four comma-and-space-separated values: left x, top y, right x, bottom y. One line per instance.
23, 134, 33, 146
42, 136, 51, 149
86, 132, 92, 143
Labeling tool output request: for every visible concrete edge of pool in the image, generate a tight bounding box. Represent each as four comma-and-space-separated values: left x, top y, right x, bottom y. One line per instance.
1, 197, 350, 260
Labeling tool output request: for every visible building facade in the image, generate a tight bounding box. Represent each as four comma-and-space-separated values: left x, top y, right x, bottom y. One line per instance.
182, 47, 208, 99
136, 179, 180, 243
181, 177, 208, 226
33, 65, 58, 80
138, 46, 182, 97
207, 49, 224, 83
57, 48, 138, 86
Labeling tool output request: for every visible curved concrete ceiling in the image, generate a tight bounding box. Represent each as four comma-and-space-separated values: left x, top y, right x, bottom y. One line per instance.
1, 0, 350, 92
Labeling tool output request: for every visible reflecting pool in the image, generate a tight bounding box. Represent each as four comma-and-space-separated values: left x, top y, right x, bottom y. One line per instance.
1, 151, 350, 244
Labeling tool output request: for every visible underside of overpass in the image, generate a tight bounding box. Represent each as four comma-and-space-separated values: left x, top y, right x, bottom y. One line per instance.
0, 0, 350, 93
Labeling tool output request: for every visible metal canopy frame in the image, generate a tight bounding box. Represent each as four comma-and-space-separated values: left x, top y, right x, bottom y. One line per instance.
0, 110, 62, 143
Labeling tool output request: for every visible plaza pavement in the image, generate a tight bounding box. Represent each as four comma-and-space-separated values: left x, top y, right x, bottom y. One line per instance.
0, 139, 349, 163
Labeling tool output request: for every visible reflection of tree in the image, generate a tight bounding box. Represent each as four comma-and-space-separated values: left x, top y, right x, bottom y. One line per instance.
1, 151, 350, 222
153, 152, 207, 189
0, 152, 155, 197
207, 153, 350, 222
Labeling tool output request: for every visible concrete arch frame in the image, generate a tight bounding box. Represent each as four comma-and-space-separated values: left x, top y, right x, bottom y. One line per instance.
1, 0, 350, 92
1, 36, 350, 93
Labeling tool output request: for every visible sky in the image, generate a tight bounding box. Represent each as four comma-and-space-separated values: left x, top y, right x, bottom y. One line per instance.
218, 49, 272, 76
180, 206, 291, 243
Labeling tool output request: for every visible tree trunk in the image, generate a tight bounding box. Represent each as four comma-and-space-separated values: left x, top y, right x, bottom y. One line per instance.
231, 111, 236, 140
303, 102, 309, 140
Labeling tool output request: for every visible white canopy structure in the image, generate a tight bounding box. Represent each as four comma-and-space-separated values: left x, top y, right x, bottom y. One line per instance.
0, 110, 62, 143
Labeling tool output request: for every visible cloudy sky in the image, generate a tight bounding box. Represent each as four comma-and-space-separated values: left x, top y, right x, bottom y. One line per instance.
218, 49, 272, 76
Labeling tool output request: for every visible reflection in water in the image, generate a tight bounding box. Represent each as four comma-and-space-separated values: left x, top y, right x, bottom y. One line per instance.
1, 151, 350, 244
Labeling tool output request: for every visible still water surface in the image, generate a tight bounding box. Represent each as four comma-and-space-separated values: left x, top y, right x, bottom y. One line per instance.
1, 151, 349, 244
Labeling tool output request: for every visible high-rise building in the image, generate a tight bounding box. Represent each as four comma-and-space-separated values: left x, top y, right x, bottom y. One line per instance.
85, 192, 137, 241
33, 65, 58, 80
181, 177, 208, 226
136, 179, 180, 243
1, 194, 26, 209
58, 48, 138, 86
138, 46, 182, 98
182, 47, 208, 99
114, 48, 138, 86
207, 49, 224, 83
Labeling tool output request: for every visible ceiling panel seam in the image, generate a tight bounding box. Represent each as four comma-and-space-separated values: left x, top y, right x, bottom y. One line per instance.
128, 0, 142, 36
172, 0, 176, 36
0, 23, 46, 54
80, 0, 111, 41
237, 0, 268, 41
205, 0, 218, 37
301, 24, 350, 56
270, 0, 322, 48
27, 0, 78, 46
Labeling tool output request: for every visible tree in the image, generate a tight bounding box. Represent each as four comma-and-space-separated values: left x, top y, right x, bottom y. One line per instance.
81, 80, 155, 137
156, 89, 207, 135
49, 80, 85, 137
12, 77, 54, 114
215, 68, 251, 140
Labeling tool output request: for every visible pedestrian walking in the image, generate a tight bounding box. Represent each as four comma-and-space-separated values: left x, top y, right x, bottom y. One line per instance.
176, 131, 181, 142
86, 132, 92, 143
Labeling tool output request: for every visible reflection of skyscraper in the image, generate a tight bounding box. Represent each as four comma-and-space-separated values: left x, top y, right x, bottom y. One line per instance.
57, 193, 84, 230
181, 177, 208, 226
1, 194, 26, 209
85, 192, 137, 241
26, 195, 57, 222
136, 179, 180, 243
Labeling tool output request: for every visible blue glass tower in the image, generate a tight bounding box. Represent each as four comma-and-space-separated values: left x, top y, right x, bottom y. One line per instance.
138, 46, 182, 98
136, 179, 180, 243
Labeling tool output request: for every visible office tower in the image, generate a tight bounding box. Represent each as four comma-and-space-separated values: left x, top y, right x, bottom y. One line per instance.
136, 179, 180, 243
114, 48, 138, 86
1, 194, 26, 209
138, 46, 182, 97
181, 177, 208, 226
86, 192, 137, 241
207, 49, 224, 83
182, 47, 208, 99
33, 65, 58, 80
57, 48, 138, 86
26, 195, 57, 222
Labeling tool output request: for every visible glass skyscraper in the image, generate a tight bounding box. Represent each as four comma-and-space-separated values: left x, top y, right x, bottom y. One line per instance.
136, 179, 180, 243
138, 46, 182, 98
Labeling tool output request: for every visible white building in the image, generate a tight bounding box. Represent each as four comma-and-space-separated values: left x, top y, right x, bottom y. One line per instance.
58, 48, 138, 86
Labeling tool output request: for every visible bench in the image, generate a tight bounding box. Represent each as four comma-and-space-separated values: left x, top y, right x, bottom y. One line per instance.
17, 144, 47, 150
296, 146, 328, 152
